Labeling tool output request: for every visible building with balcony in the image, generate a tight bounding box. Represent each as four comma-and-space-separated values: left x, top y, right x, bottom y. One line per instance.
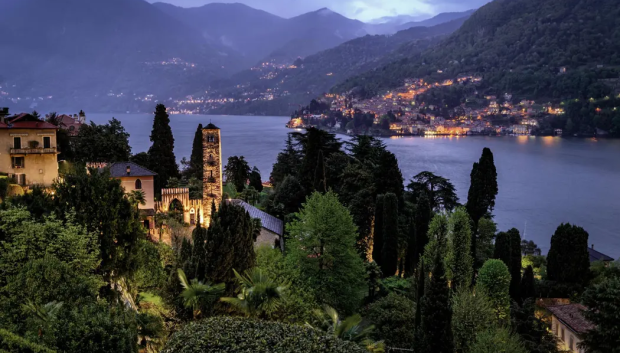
0, 110, 59, 187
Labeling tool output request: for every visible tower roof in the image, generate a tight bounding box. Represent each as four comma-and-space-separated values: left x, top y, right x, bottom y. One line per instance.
204, 123, 219, 130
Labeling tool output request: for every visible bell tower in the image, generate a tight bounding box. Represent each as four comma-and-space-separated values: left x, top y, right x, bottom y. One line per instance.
202, 123, 223, 226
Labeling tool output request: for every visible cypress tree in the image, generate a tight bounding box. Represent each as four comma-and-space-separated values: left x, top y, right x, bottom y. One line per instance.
520, 265, 535, 301
547, 223, 590, 287
381, 193, 399, 277
270, 134, 301, 188
466, 148, 498, 269
205, 202, 257, 294
148, 104, 179, 197
414, 193, 433, 270
420, 253, 453, 353
414, 258, 424, 330
448, 208, 473, 290
406, 192, 431, 277
494, 229, 522, 301
191, 222, 208, 281
188, 123, 203, 181
507, 228, 522, 301
372, 194, 385, 266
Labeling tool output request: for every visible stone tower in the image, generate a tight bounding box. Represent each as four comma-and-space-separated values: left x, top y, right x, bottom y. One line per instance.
202, 123, 223, 226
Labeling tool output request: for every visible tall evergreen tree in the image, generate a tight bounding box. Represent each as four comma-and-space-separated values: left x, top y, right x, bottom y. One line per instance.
448, 207, 474, 290
477, 259, 511, 322
191, 222, 208, 281
148, 104, 179, 197
381, 193, 399, 277
291, 127, 342, 193
270, 135, 301, 187
286, 191, 367, 314
224, 156, 251, 192
248, 167, 263, 192
372, 194, 385, 266
520, 266, 535, 301
407, 171, 459, 212
466, 147, 498, 269
546, 223, 590, 287
420, 253, 453, 353
414, 259, 424, 330
508, 228, 522, 301
405, 192, 431, 277
494, 229, 522, 301
204, 202, 257, 294
187, 123, 204, 181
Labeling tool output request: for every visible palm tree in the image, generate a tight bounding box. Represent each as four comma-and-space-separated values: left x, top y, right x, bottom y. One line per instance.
221, 268, 286, 319
308, 305, 385, 353
128, 189, 146, 212
21, 300, 63, 338
177, 268, 224, 318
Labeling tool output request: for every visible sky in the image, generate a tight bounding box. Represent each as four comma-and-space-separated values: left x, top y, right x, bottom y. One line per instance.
149, 0, 492, 22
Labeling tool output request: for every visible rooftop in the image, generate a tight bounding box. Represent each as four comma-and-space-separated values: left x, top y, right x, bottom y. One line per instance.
230, 199, 283, 236
0, 113, 57, 129
106, 162, 157, 178
547, 304, 594, 334
588, 246, 614, 262
204, 123, 220, 130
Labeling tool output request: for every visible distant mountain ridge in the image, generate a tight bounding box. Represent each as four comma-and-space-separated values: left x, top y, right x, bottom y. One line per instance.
334, 0, 620, 101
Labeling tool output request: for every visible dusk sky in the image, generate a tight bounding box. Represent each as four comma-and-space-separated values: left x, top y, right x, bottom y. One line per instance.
149, 0, 492, 21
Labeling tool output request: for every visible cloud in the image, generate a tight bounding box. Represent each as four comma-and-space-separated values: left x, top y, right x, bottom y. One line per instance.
150, 0, 491, 21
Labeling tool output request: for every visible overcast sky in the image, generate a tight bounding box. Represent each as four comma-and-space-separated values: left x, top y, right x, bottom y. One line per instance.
149, 0, 492, 21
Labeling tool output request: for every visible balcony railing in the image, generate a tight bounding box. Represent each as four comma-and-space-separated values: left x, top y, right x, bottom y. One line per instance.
10, 147, 57, 154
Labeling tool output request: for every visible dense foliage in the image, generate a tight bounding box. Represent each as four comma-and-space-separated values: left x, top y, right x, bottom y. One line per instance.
287, 192, 367, 314
365, 293, 415, 349
546, 223, 590, 288
72, 118, 131, 163
161, 317, 367, 353
476, 259, 511, 322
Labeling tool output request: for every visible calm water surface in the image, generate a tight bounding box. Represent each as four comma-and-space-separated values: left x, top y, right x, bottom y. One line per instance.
90, 113, 620, 256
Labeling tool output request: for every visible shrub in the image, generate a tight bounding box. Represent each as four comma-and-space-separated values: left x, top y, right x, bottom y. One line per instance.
0, 329, 56, 353
161, 317, 367, 353
451, 289, 495, 352
476, 259, 511, 322
469, 327, 527, 353
365, 293, 415, 349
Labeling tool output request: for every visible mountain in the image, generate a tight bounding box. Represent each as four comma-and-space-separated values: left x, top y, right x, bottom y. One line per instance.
154, 4, 367, 66
0, 0, 244, 111
397, 10, 476, 30
207, 17, 468, 115
152, 2, 286, 65
335, 0, 620, 100
369, 14, 426, 25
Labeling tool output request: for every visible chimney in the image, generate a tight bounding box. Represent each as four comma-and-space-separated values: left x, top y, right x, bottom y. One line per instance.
0, 107, 8, 124
591, 244, 594, 249
126, 165, 131, 176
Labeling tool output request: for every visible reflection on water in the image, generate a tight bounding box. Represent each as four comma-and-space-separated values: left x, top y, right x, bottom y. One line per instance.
89, 113, 620, 257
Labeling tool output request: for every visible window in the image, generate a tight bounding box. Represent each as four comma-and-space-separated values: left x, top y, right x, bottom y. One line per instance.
43, 136, 51, 149
569, 336, 574, 351
13, 137, 21, 149
11, 157, 25, 168
561, 328, 565, 341
135, 179, 142, 190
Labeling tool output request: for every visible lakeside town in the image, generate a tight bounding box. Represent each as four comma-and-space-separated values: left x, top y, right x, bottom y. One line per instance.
286, 75, 598, 137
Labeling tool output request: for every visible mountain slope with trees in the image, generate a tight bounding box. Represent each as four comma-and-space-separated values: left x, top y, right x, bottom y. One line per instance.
334, 0, 620, 101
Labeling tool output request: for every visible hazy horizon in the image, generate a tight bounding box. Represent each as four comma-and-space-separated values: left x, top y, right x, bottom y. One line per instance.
147, 0, 491, 22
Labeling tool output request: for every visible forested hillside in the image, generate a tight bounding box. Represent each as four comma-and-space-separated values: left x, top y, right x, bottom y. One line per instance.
335, 0, 620, 101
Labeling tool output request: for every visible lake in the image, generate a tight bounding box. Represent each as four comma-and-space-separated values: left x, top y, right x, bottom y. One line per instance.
89, 113, 620, 257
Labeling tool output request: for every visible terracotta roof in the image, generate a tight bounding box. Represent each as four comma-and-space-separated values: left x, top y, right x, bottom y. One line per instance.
588, 247, 614, 262
230, 199, 283, 236
0, 113, 57, 129
106, 162, 157, 177
548, 304, 594, 334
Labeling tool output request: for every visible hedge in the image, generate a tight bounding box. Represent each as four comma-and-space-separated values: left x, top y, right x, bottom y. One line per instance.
161, 317, 367, 353
0, 329, 56, 353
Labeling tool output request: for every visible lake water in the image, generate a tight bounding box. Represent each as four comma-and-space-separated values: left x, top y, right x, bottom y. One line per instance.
89, 113, 620, 257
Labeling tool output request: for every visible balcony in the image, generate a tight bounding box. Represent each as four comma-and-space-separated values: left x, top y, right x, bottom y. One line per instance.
10, 147, 57, 155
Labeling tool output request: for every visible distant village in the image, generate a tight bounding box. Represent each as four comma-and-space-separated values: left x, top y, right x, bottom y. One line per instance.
287, 75, 570, 137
